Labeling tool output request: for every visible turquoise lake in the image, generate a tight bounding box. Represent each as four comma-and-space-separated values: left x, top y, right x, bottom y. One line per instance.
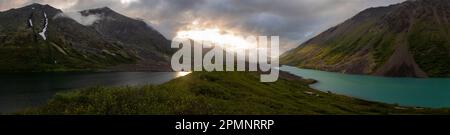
280, 66, 450, 108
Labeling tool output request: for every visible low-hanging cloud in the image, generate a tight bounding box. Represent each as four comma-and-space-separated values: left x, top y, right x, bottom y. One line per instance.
54, 12, 102, 26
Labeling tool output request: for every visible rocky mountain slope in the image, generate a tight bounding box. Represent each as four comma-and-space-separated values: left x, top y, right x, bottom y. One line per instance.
0, 4, 172, 72
281, 0, 450, 77
81, 7, 173, 71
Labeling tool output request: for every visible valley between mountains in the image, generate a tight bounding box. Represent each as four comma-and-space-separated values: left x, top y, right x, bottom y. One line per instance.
1, 1, 450, 115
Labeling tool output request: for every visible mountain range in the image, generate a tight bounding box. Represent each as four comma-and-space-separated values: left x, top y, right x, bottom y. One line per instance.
0, 3, 172, 72
282, 0, 450, 77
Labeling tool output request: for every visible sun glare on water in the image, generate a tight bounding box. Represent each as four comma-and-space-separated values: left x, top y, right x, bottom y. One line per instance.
176, 72, 192, 77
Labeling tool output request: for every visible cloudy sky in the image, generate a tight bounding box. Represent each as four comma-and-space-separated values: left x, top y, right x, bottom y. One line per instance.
0, 0, 406, 52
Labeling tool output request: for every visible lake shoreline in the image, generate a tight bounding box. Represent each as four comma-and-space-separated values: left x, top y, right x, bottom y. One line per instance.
281, 65, 450, 109
0, 60, 174, 73
2, 67, 448, 114
282, 65, 450, 79
280, 70, 439, 109
17, 71, 450, 115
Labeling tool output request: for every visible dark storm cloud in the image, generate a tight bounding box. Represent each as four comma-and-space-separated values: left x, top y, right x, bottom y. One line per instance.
0, 0, 406, 51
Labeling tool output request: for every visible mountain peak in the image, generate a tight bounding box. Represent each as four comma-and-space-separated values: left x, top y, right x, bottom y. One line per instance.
24, 3, 56, 9
84, 6, 118, 14
28, 3, 46, 7
100, 7, 112, 10
95, 7, 114, 12
80, 6, 127, 20
14, 3, 62, 15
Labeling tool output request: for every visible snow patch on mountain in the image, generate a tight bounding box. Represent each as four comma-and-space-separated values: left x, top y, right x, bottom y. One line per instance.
28, 19, 33, 27
54, 12, 102, 26
38, 12, 48, 40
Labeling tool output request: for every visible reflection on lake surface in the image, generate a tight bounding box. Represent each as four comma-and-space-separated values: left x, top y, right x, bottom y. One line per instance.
281, 66, 450, 108
0, 72, 189, 113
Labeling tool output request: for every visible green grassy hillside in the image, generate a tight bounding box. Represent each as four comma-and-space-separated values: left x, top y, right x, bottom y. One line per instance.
282, 0, 450, 77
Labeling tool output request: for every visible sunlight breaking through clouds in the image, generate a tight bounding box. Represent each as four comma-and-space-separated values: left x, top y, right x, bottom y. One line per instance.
120, 0, 139, 5
177, 27, 256, 50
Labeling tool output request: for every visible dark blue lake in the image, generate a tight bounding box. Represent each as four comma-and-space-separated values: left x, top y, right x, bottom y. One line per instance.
0, 72, 190, 113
